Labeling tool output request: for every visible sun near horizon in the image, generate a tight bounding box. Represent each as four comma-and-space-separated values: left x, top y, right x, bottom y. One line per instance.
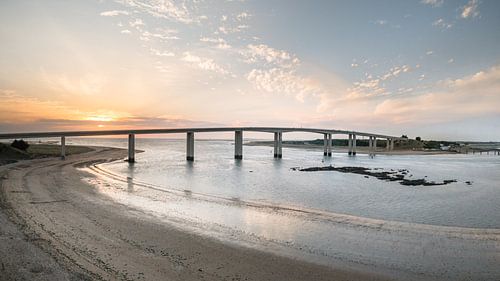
1, 0, 499, 140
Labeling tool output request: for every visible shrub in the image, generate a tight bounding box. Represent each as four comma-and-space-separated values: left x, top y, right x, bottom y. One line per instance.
11, 139, 30, 151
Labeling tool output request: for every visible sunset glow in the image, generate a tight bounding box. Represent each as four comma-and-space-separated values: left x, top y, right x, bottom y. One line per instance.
1, 0, 499, 140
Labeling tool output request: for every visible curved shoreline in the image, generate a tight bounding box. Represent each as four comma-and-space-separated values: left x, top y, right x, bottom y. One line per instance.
0, 147, 394, 281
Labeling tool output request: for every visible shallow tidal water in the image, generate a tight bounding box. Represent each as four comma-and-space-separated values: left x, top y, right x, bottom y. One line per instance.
69, 138, 500, 280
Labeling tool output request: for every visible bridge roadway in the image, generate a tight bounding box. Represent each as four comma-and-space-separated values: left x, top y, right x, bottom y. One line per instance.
0, 127, 403, 162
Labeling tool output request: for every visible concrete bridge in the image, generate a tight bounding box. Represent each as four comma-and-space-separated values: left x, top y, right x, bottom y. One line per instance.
0, 127, 404, 162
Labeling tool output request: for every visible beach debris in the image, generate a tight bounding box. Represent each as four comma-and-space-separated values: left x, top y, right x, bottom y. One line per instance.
294, 165, 459, 187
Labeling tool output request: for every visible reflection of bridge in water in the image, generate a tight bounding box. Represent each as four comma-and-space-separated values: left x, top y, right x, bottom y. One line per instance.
0, 127, 405, 162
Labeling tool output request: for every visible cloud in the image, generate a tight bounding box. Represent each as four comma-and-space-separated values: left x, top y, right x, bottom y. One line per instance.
100, 10, 129, 17
426, 50, 434, 55
121, 29, 131, 34
374, 20, 387, 25
129, 18, 145, 27
432, 18, 453, 29
41, 70, 106, 96
236, 12, 250, 21
420, 0, 444, 7
150, 48, 175, 57
181, 52, 229, 75
246, 68, 322, 102
241, 44, 299, 68
373, 65, 500, 124
461, 0, 480, 19
115, 0, 198, 24
200, 37, 231, 49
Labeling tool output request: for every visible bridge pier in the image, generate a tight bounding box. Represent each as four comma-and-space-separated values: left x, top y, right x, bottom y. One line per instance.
386, 138, 390, 151
373, 137, 377, 154
390, 139, 395, 151
327, 133, 332, 156
128, 134, 135, 163
186, 132, 194, 161
352, 134, 357, 156
323, 134, 328, 156
348, 134, 352, 155
234, 131, 243, 159
274, 132, 282, 158
61, 136, 66, 160
368, 136, 373, 155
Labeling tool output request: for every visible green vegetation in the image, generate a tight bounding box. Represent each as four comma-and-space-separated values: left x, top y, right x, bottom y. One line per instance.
422, 140, 458, 150
0, 143, 94, 165
27, 144, 93, 158
11, 139, 30, 151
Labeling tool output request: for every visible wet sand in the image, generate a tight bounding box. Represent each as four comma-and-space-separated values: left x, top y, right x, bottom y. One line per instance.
0, 147, 392, 281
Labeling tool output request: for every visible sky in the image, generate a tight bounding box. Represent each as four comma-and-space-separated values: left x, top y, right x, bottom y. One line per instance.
1, 0, 499, 141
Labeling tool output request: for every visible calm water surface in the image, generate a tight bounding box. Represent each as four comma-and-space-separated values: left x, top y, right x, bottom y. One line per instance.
72, 138, 500, 228
68, 138, 500, 280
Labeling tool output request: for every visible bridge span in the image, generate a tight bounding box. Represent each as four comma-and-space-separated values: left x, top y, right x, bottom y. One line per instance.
0, 127, 403, 162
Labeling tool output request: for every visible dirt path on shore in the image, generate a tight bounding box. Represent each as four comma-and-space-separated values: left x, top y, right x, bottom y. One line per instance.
0, 147, 392, 281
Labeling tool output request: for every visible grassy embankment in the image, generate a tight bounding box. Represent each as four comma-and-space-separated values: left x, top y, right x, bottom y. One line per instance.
0, 143, 93, 165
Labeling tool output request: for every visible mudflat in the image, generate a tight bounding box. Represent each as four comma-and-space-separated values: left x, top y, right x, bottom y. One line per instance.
0, 147, 392, 281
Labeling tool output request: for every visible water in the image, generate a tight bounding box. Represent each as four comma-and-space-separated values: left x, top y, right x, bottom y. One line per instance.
68, 138, 500, 280
72, 138, 500, 228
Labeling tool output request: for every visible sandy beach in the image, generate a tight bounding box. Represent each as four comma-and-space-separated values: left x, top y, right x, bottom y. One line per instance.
0, 147, 393, 281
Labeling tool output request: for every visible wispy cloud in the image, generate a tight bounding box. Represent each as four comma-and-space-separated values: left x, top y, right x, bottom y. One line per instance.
236, 12, 251, 21
100, 10, 129, 17
420, 0, 444, 7
241, 44, 299, 68
41, 70, 106, 96
115, 0, 198, 24
432, 18, 453, 29
374, 65, 500, 123
200, 37, 231, 49
181, 52, 229, 75
461, 0, 480, 19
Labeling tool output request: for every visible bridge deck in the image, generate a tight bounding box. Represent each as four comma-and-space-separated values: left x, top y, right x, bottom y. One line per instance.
0, 127, 403, 140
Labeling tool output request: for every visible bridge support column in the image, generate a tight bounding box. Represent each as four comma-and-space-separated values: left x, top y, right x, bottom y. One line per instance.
373, 137, 377, 154
186, 132, 194, 161
128, 134, 135, 163
277, 132, 283, 158
348, 134, 353, 155
234, 131, 243, 159
352, 134, 357, 156
390, 139, 395, 151
327, 133, 332, 156
323, 134, 328, 156
386, 138, 390, 151
61, 136, 66, 160
274, 132, 278, 158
